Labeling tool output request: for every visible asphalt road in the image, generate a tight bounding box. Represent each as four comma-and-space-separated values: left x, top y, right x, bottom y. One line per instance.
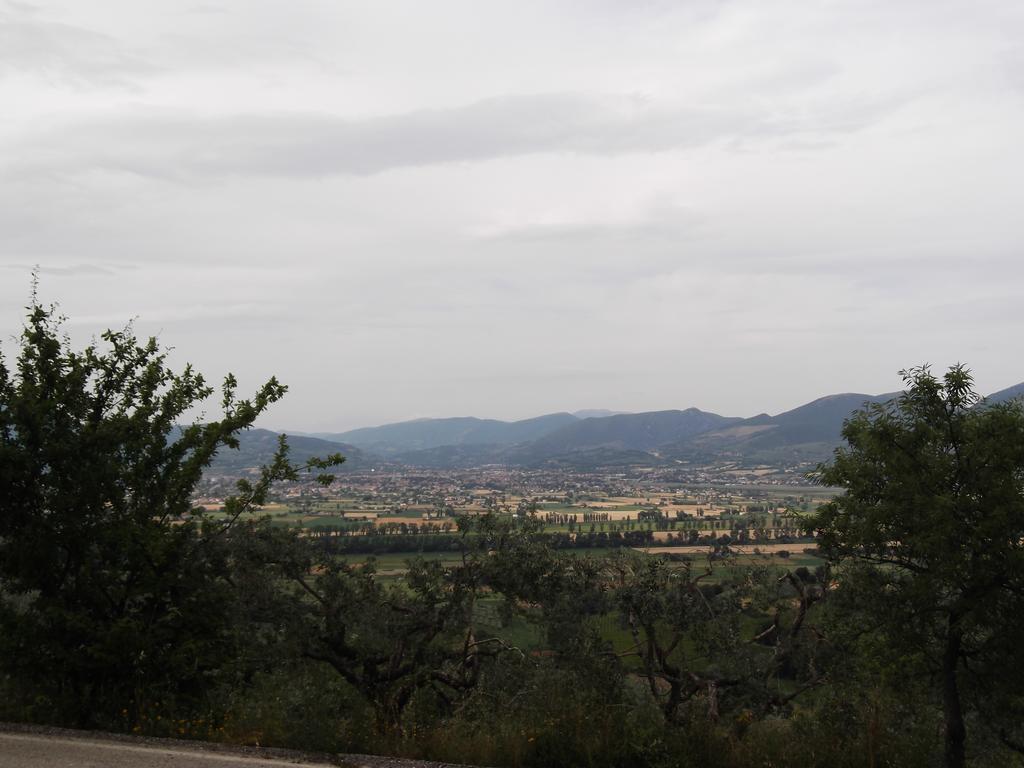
0, 725, 479, 768
0, 731, 339, 767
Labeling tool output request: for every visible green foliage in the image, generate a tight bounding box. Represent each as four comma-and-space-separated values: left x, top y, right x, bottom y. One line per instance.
0, 295, 341, 726
808, 364, 1024, 767
249, 514, 558, 733
206, 661, 372, 752
6, 303, 1024, 768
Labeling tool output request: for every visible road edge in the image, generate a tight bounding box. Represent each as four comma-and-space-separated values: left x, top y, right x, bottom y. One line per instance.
0, 722, 485, 768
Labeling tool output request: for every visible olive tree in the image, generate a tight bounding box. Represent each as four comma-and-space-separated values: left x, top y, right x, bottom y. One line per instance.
242, 514, 547, 733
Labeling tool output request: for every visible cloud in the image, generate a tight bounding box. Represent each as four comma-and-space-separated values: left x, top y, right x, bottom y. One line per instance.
67, 301, 287, 328
4, 90, 907, 181
1000, 45, 1024, 94
1, 0, 1019, 430
0, 7, 154, 89
467, 200, 705, 244
0, 262, 120, 276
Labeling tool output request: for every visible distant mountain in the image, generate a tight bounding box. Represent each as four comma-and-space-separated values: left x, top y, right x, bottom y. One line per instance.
319, 412, 579, 456
390, 443, 510, 468
663, 392, 901, 465
985, 382, 1024, 404
526, 446, 672, 470
509, 409, 740, 462
201, 429, 370, 474
287, 380, 1024, 471
572, 409, 630, 419
759, 391, 901, 444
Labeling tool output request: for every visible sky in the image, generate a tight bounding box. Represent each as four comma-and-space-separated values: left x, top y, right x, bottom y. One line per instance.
1, 0, 1023, 432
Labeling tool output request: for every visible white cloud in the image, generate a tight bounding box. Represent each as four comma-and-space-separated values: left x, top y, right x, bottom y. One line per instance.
3, 90, 909, 182
0, 4, 153, 88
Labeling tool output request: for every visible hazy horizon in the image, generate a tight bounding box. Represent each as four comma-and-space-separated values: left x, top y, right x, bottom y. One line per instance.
281, 376, 1024, 435
2, 1, 1023, 432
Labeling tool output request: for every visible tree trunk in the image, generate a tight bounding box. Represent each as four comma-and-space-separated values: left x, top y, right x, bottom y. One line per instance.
942, 622, 966, 768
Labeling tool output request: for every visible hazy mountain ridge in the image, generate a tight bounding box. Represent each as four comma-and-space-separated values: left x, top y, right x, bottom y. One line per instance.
661, 393, 899, 464
985, 382, 1024, 404
316, 412, 580, 456
239, 381, 1024, 472
201, 429, 372, 474
390, 443, 509, 468
508, 408, 740, 461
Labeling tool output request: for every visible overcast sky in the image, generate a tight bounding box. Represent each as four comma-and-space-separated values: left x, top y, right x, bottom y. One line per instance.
1, 0, 1023, 431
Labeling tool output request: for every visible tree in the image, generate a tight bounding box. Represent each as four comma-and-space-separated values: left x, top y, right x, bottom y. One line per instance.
807, 365, 1024, 768
0, 294, 341, 726
247, 513, 542, 732
602, 551, 825, 725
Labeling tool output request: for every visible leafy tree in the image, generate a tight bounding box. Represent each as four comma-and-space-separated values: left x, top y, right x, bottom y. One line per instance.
0, 294, 340, 726
603, 551, 826, 725
808, 365, 1024, 768
246, 514, 543, 732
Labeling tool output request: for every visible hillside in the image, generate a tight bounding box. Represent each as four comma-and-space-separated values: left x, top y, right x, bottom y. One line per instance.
508, 408, 739, 462
985, 382, 1024, 404
201, 429, 370, 474
320, 412, 579, 456
662, 393, 898, 465
523, 446, 673, 469
297, 380, 1024, 471
390, 443, 509, 468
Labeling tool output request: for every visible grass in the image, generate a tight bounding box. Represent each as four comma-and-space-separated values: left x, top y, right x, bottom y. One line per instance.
341, 552, 466, 570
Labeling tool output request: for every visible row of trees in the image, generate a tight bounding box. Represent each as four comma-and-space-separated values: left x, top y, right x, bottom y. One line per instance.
2, 299, 1024, 766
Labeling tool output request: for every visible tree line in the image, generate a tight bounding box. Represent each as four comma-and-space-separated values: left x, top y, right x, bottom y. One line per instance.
2, 299, 1023, 767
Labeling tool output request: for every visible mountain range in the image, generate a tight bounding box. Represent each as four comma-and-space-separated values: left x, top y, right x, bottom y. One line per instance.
208, 382, 1024, 473
202, 429, 369, 475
